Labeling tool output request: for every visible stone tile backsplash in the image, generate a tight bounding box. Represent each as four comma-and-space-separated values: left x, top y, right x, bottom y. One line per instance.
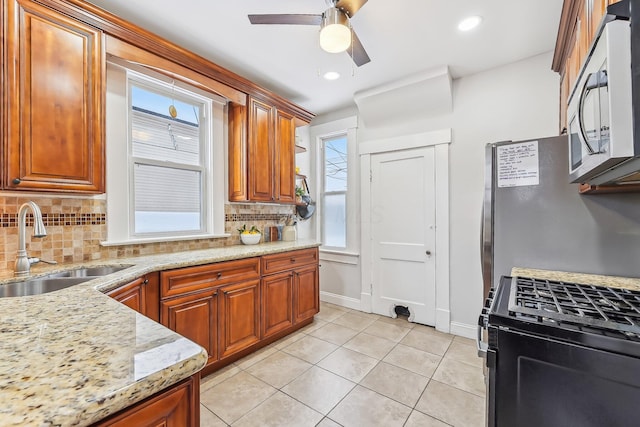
0, 194, 295, 273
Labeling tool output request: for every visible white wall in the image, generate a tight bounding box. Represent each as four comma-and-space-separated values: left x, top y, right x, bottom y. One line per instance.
312, 51, 559, 334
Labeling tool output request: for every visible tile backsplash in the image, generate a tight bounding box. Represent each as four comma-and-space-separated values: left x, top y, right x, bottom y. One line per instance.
0, 194, 295, 274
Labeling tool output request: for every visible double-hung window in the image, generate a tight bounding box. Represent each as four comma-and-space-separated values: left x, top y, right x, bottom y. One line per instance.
321, 134, 348, 249
104, 62, 226, 245
129, 76, 208, 235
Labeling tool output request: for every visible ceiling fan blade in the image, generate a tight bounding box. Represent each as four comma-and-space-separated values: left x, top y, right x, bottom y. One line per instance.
347, 30, 370, 67
248, 14, 322, 25
335, 0, 368, 17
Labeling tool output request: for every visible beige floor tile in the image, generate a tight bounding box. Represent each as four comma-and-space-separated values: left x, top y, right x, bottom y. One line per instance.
432, 357, 485, 397
200, 405, 227, 427
375, 315, 416, 329
360, 362, 429, 407
331, 312, 377, 331
201, 364, 242, 392
282, 366, 356, 414
316, 306, 347, 322
232, 391, 323, 427
309, 322, 359, 346
317, 347, 379, 383
412, 324, 454, 340
316, 418, 342, 427
405, 410, 451, 427
297, 318, 328, 335
453, 335, 476, 347
415, 380, 485, 427
273, 331, 306, 350
235, 345, 279, 370
383, 344, 442, 378
362, 320, 411, 342
200, 371, 276, 424
321, 301, 350, 312
282, 335, 338, 364
400, 329, 452, 356
444, 340, 483, 368
346, 309, 382, 320
343, 332, 396, 360
246, 351, 312, 389
328, 386, 412, 427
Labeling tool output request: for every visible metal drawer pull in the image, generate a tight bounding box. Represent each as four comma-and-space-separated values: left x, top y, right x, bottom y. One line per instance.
290, 258, 296, 262
217, 272, 222, 278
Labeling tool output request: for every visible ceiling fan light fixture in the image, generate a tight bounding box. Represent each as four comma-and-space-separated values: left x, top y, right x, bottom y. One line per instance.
458, 15, 482, 32
323, 71, 341, 80
320, 7, 351, 53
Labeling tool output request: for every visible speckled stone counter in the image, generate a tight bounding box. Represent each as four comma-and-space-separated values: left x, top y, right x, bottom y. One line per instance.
511, 267, 640, 292
0, 240, 320, 426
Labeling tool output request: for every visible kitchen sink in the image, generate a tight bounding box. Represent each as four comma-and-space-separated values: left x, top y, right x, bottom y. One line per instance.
0, 277, 91, 298
49, 265, 132, 278
0, 265, 133, 297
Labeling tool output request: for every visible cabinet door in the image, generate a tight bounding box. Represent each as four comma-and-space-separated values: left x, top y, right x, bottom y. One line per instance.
294, 264, 319, 323
262, 271, 294, 338
93, 376, 199, 427
228, 102, 248, 201
3, 0, 104, 193
218, 279, 260, 359
275, 109, 295, 203
248, 97, 274, 202
161, 291, 218, 366
108, 273, 160, 322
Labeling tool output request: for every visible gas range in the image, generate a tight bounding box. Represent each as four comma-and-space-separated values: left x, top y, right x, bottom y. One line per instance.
482, 276, 640, 357
478, 276, 640, 427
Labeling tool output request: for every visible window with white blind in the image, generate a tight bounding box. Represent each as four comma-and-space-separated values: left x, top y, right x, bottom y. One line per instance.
321, 134, 348, 249
104, 62, 226, 244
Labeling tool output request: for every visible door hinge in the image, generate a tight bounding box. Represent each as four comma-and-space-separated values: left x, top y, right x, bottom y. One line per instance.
370, 283, 373, 294
369, 170, 372, 182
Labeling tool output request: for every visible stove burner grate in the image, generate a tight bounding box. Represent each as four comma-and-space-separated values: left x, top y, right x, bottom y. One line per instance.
508, 277, 640, 340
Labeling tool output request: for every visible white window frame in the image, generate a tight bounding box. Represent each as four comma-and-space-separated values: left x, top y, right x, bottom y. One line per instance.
320, 133, 349, 250
311, 116, 359, 256
103, 60, 227, 245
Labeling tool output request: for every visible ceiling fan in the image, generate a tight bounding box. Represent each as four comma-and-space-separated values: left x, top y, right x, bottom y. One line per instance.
248, 0, 371, 67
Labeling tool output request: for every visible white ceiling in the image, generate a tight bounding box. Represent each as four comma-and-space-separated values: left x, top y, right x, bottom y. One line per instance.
86, 0, 564, 117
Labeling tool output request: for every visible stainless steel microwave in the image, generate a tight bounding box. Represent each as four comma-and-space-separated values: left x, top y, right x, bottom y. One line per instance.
567, 18, 634, 184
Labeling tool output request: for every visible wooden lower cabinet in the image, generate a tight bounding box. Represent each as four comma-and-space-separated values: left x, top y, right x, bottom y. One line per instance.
161, 290, 218, 367
293, 264, 320, 323
92, 375, 200, 427
218, 279, 261, 359
262, 271, 294, 338
107, 273, 160, 322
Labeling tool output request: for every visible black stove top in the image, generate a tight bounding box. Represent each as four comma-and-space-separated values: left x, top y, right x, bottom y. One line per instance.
487, 276, 640, 357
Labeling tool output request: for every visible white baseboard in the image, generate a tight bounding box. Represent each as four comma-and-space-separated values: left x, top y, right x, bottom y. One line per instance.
320, 291, 362, 311
435, 308, 451, 334
449, 322, 476, 340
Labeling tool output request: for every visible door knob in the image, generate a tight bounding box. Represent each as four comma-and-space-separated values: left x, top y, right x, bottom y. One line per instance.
426, 250, 432, 256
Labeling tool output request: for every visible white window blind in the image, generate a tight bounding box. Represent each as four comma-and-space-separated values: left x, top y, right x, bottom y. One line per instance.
322, 134, 348, 248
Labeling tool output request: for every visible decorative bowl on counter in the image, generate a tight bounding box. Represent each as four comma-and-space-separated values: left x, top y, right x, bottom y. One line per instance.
240, 233, 261, 245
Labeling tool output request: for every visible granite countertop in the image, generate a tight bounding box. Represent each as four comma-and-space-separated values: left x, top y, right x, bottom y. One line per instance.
0, 240, 320, 426
511, 267, 640, 292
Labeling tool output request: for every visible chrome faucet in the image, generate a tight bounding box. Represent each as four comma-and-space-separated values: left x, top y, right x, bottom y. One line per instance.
15, 201, 56, 277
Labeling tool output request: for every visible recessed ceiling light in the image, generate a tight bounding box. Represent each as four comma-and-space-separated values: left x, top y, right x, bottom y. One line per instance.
323, 71, 341, 80
458, 15, 482, 32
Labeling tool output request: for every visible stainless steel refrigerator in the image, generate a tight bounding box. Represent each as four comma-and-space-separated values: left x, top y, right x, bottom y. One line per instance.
481, 135, 640, 298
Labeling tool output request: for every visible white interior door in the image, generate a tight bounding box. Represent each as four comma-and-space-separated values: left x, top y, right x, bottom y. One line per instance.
370, 147, 436, 325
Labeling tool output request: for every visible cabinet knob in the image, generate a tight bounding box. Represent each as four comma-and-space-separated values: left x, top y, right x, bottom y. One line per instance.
142, 279, 149, 285
290, 258, 296, 263
217, 272, 222, 279
12, 178, 21, 185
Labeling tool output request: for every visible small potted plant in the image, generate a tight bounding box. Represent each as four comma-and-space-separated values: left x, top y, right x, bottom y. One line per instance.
295, 185, 305, 203
237, 224, 261, 245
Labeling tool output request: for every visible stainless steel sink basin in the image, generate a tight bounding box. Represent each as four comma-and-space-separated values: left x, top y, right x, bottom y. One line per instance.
0, 265, 133, 297
0, 277, 91, 298
49, 265, 132, 278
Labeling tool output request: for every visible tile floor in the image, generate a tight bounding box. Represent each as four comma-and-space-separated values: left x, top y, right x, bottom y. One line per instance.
200, 302, 485, 427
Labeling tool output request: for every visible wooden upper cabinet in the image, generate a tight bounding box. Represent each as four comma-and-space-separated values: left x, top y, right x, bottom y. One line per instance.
275, 109, 296, 203
248, 97, 275, 202
3, 0, 104, 193
229, 96, 300, 203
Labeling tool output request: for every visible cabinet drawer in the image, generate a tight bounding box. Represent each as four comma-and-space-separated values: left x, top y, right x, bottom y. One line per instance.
261, 248, 318, 275
161, 257, 260, 298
